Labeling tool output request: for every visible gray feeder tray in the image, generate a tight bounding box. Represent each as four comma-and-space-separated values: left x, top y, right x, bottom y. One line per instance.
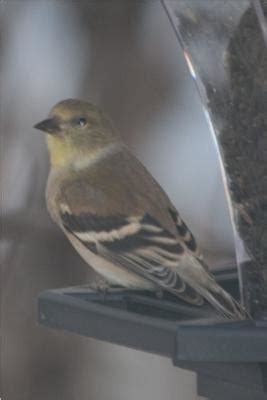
38, 269, 267, 400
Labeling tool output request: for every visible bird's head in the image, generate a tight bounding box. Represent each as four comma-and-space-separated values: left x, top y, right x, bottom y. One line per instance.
34, 99, 118, 168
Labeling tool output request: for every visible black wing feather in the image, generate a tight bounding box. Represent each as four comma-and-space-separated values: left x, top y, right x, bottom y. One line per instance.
60, 209, 204, 305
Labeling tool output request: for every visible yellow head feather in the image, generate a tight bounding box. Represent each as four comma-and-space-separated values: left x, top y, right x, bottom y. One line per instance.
46, 135, 75, 168
35, 99, 119, 168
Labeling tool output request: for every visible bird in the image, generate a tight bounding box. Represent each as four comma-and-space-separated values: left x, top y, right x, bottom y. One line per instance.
34, 98, 246, 319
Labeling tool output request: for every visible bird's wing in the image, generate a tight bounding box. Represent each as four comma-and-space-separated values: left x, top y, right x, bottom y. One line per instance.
168, 207, 205, 263
59, 207, 204, 306
52, 149, 245, 319
59, 205, 247, 319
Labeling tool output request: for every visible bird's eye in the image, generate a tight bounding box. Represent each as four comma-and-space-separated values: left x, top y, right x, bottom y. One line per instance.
77, 117, 87, 127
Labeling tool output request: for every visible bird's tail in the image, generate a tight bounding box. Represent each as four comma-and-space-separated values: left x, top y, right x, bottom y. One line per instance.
197, 277, 247, 319
180, 256, 248, 320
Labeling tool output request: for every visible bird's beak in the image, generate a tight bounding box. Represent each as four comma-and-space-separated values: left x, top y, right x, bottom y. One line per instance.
33, 117, 60, 134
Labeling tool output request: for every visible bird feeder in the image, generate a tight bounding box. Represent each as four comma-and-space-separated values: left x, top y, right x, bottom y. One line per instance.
38, 1, 267, 399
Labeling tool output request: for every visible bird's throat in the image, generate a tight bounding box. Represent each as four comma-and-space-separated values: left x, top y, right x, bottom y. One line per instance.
46, 136, 74, 168
46, 135, 119, 169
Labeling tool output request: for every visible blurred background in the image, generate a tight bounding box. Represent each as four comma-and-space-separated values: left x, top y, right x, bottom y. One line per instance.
2, 1, 237, 399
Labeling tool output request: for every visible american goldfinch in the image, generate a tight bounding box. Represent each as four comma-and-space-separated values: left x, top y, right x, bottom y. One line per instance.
34, 99, 245, 319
